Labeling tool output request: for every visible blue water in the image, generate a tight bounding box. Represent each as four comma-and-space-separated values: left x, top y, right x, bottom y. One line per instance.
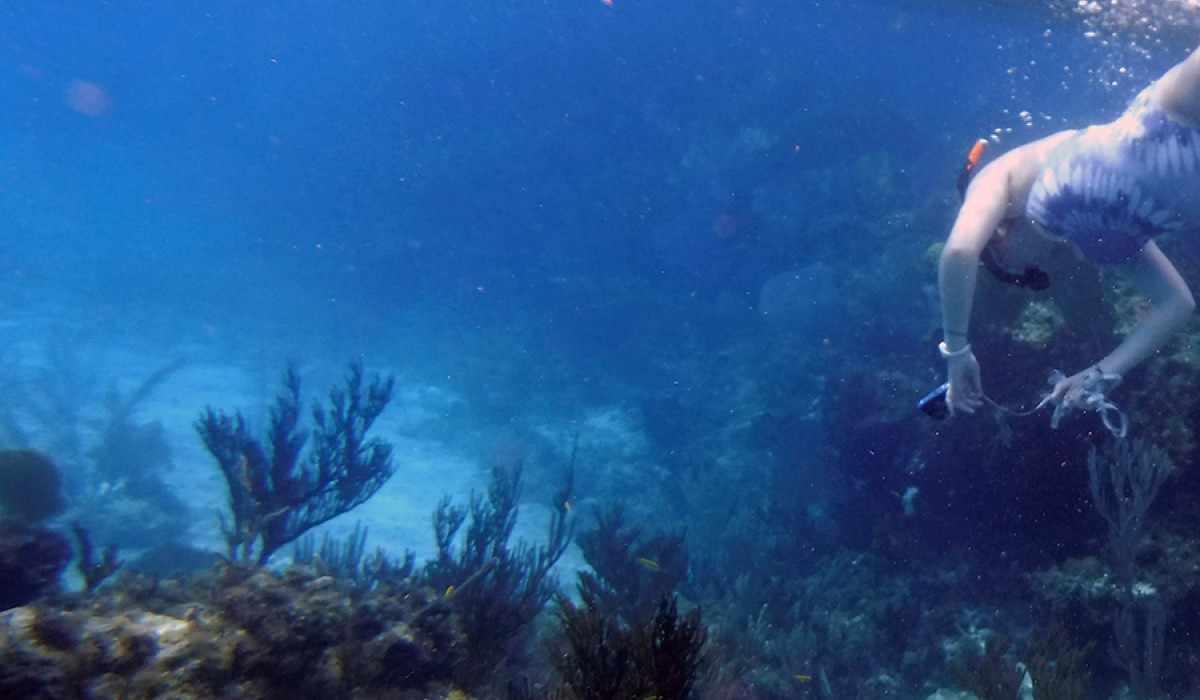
3, 1, 1176, 374
3, 2, 1200, 697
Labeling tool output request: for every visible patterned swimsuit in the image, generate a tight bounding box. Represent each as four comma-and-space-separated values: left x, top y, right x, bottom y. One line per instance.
1026, 87, 1200, 264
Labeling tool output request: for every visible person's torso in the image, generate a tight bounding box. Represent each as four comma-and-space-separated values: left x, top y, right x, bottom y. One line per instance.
1026, 87, 1200, 263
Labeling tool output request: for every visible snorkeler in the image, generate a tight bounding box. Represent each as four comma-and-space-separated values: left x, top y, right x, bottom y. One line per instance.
940, 46, 1200, 417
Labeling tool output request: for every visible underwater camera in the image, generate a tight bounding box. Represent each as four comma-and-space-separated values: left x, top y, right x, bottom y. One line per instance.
918, 382, 950, 420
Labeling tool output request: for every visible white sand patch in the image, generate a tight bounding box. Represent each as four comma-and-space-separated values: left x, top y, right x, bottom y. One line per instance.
2, 308, 615, 586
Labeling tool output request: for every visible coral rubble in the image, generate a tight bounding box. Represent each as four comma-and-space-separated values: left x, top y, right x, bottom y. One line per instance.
0, 564, 469, 699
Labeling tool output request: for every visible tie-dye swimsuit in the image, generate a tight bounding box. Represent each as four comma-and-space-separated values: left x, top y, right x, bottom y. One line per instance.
1026, 87, 1200, 264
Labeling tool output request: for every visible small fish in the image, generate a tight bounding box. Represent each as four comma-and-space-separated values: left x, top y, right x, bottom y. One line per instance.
563, 500, 573, 513
794, 674, 812, 682
637, 557, 662, 571
444, 585, 455, 598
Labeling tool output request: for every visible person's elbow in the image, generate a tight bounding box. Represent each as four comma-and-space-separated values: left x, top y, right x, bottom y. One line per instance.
1176, 289, 1197, 318
1164, 286, 1196, 325
939, 244, 979, 276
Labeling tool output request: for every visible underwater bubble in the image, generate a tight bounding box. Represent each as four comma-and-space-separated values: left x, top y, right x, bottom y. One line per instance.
65, 80, 112, 117
757, 264, 838, 335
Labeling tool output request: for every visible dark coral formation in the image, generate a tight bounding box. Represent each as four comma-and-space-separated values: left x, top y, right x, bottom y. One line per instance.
948, 623, 1092, 700
0, 448, 67, 525
0, 564, 467, 699
196, 362, 396, 565
0, 449, 73, 612
552, 583, 706, 700
293, 521, 416, 588
576, 504, 687, 623
0, 522, 72, 611
85, 362, 192, 549
421, 463, 571, 692
71, 522, 121, 594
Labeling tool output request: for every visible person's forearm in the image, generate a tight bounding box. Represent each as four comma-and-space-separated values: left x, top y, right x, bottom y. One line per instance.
1098, 297, 1195, 376
939, 246, 980, 352
1099, 241, 1198, 375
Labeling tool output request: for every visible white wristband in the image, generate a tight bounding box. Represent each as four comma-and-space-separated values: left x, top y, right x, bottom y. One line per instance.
938, 341, 972, 360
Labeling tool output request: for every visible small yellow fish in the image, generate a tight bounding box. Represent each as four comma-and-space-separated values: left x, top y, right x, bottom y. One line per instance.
637, 557, 662, 571
794, 674, 812, 682
444, 585, 455, 598
563, 500, 573, 513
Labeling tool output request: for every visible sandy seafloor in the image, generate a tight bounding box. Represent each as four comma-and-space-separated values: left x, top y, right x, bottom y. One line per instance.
161, 357, 597, 578
1, 299, 662, 585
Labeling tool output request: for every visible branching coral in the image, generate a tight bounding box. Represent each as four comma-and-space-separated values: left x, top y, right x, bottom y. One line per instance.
293, 521, 415, 589
196, 362, 396, 565
86, 362, 190, 548
946, 636, 1023, 700
1087, 438, 1174, 586
946, 621, 1094, 700
1024, 621, 1093, 700
420, 462, 572, 691
552, 578, 706, 700
576, 504, 687, 624
71, 522, 120, 594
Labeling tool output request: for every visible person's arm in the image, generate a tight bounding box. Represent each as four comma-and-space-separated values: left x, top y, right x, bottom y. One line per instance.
1051, 241, 1196, 405
940, 171, 1010, 344
1103, 241, 1195, 373
1153, 46, 1200, 127
938, 163, 1012, 413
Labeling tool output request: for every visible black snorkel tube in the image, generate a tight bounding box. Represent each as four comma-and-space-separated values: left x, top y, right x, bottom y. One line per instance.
980, 239, 1051, 291
957, 138, 1051, 292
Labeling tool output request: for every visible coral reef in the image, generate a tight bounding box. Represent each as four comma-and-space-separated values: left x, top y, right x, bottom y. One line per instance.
71, 521, 121, 593
82, 361, 191, 549
551, 581, 706, 700
575, 504, 687, 623
1009, 299, 1066, 347
946, 636, 1023, 700
1022, 622, 1094, 700
0, 522, 72, 611
0, 352, 191, 557
946, 623, 1092, 700
701, 548, 925, 698
0, 564, 468, 699
293, 521, 416, 589
0, 448, 67, 525
420, 463, 571, 692
1087, 438, 1174, 585
196, 362, 396, 565
0, 449, 73, 612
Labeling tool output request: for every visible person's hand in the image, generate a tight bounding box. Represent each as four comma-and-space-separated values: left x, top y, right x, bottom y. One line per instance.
945, 351, 984, 415
1045, 365, 1128, 437
1048, 366, 1107, 411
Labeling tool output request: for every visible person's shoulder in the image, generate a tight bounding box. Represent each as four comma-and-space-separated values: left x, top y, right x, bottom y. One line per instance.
968, 131, 1077, 209
1024, 129, 1078, 157
999, 130, 1077, 177
979, 131, 1073, 173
